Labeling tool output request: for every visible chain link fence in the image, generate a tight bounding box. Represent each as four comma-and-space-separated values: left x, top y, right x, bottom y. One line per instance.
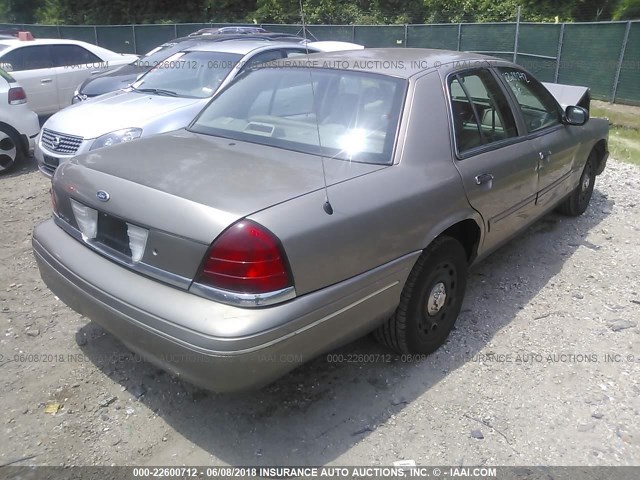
1, 20, 638, 105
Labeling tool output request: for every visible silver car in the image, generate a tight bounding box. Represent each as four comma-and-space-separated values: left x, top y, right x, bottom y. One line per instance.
35, 39, 363, 177
33, 49, 608, 392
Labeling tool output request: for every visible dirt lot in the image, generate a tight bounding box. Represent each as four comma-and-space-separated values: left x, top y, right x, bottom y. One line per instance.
1, 153, 639, 468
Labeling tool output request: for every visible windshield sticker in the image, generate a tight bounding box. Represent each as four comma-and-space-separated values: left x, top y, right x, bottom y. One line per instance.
503, 71, 530, 84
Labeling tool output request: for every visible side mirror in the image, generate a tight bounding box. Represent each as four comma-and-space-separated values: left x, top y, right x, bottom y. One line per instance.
564, 105, 589, 126
0, 62, 13, 72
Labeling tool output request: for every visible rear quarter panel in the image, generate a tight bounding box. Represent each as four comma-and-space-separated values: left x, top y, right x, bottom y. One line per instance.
250, 71, 483, 296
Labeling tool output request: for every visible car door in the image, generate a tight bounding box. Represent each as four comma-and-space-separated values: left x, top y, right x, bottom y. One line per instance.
51, 44, 104, 109
446, 67, 539, 252
496, 66, 580, 208
1, 45, 58, 115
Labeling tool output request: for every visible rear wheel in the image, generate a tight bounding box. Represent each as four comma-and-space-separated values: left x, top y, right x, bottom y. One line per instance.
375, 236, 468, 354
557, 150, 597, 217
0, 127, 23, 175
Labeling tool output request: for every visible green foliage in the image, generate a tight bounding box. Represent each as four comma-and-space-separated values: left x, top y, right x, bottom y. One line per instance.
0, 0, 637, 25
252, 0, 424, 24
613, 0, 640, 19
1, 0, 42, 23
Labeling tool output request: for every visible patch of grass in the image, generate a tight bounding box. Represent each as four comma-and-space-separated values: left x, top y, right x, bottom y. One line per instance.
591, 100, 640, 166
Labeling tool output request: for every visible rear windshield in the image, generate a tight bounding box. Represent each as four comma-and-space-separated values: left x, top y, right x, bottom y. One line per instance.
132, 51, 242, 98
190, 67, 405, 165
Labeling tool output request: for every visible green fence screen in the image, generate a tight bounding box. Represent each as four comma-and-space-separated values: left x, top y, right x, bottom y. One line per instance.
58, 25, 95, 44
460, 23, 517, 53
95, 25, 135, 54
615, 22, 640, 105
558, 23, 628, 100
406, 24, 458, 49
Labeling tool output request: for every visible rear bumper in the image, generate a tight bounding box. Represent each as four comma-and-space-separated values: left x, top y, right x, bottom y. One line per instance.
20, 132, 37, 156
11, 107, 39, 155
33, 219, 415, 392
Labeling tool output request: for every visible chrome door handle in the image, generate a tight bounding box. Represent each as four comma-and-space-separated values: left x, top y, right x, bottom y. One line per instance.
539, 150, 552, 162
40, 78, 52, 84
475, 173, 494, 185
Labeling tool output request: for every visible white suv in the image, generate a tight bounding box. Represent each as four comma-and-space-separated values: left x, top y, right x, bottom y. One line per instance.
0, 68, 39, 174
0, 38, 138, 115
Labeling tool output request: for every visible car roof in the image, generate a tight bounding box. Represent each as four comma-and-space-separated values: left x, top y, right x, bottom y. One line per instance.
279, 48, 505, 79
0, 38, 93, 47
167, 32, 304, 47
185, 39, 307, 55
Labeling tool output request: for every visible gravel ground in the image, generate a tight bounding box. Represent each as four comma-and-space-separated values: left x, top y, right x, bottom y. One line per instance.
0, 155, 639, 467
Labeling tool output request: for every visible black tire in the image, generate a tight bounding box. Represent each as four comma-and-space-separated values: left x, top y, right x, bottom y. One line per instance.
375, 236, 468, 354
0, 127, 24, 175
556, 150, 597, 217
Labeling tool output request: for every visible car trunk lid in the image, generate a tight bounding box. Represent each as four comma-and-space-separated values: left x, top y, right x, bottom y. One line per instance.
52, 129, 385, 285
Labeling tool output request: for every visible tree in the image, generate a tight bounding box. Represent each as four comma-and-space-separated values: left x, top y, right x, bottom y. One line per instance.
613, 0, 640, 19
1, 0, 42, 23
1, 0, 636, 25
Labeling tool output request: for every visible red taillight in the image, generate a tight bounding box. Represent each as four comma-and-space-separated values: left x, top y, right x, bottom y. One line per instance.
8, 87, 26, 105
196, 220, 293, 294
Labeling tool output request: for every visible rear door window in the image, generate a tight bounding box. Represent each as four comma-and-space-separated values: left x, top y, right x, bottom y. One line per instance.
1, 46, 53, 71
449, 69, 519, 154
50, 44, 102, 67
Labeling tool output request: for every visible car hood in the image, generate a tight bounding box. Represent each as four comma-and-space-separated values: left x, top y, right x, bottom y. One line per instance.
80, 63, 146, 96
44, 91, 204, 139
542, 82, 590, 111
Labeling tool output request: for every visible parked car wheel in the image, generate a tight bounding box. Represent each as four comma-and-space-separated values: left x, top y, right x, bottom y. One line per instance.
557, 150, 597, 217
0, 127, 23, 175
375, 236, 468, 354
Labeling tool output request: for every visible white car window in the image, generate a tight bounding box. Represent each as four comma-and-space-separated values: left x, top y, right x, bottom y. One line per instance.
1, 46, 53, 71
50, 44, 102, 67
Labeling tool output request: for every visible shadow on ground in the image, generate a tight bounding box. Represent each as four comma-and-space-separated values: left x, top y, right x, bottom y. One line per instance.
3, 154, 39, 179
78, 189, 614, 465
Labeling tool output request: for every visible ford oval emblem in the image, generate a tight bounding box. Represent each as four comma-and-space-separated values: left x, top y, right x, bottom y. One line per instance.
96, 190, 110, 202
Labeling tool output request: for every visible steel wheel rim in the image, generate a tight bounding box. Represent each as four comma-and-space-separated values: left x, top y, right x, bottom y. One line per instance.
418, 261, 458, 339
578, 160, 593, 206
0, 132, 17, 172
